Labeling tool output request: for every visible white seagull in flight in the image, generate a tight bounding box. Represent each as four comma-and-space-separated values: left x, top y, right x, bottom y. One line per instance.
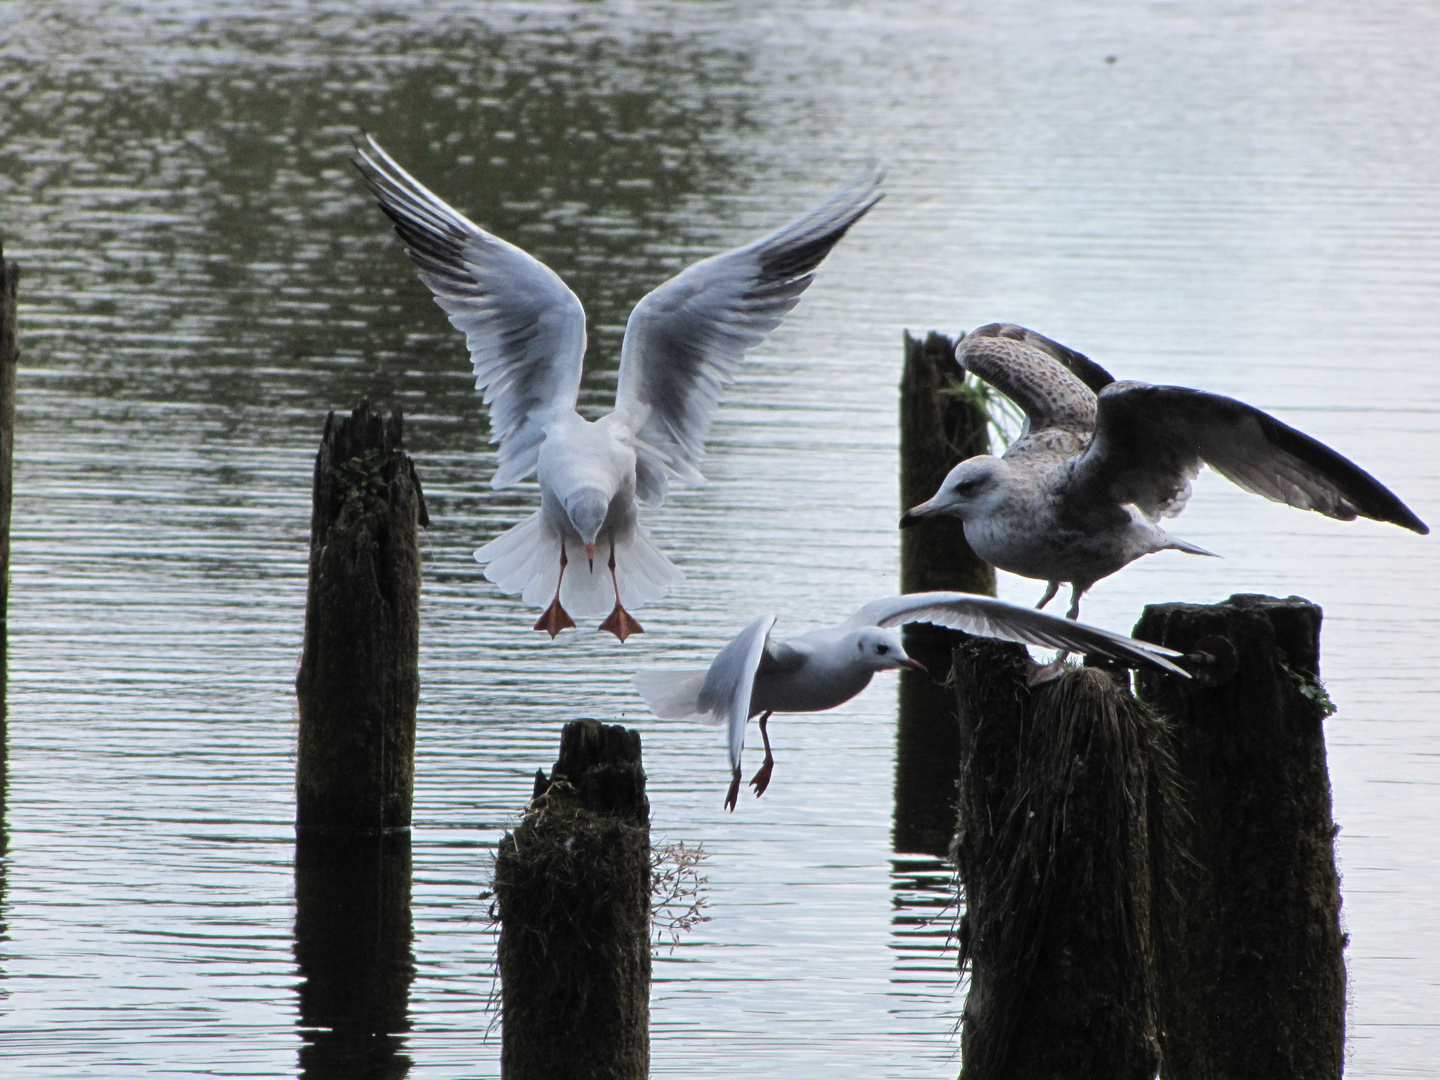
633, 591, 1188, 810
356, 136, 882, 640
901, 324, 1428, 618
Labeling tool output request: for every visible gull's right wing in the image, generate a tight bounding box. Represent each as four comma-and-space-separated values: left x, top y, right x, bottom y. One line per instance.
695, 615, 779, 771
355, 135, 586, 488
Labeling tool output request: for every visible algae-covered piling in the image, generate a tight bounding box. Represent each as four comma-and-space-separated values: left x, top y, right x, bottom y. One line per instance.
953, 639, 1177, 1080
295, 400, 428, 834
1135, 594, 1345, 1080
495, 720, 651, 1080
895, 329, 994, 856
0, 243, 17, 742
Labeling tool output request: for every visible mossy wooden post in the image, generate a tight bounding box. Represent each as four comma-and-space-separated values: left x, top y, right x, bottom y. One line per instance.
293, 400, 425, 1073
952, 639, 1168, 1080
0, 243, 17, 745
895, 329, 995, 855
1134, 594, 1345, 1080
295, 399, 428, 834
495, 720, 650, 1080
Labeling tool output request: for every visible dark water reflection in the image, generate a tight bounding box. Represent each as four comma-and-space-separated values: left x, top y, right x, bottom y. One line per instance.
2, 2, 1438, 1077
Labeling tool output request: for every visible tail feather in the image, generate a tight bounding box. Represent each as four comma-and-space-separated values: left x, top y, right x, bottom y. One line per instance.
633, 668, 717, 724
477, 514, 684, 619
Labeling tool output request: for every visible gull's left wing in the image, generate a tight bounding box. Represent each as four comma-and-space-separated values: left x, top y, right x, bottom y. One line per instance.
1072, 382, 1429, 533
613, 166, 883, 505
847, 592, 1190, 676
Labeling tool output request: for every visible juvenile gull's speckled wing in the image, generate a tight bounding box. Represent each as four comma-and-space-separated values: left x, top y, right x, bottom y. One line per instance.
1073, 382, 1430, 532
956, 329, 1099, 435
355, 135, 586, 489
613, 166, 883, 506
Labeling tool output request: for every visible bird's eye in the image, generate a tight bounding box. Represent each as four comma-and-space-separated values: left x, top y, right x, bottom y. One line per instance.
956, 479, 981, 496
876, 644, 890, 655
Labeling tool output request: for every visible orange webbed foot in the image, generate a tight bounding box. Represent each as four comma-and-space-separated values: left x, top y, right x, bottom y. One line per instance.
598, 602, 644, 642
533, 599, 576, 639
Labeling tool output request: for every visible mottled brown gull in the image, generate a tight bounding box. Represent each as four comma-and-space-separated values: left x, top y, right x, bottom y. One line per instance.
632, 591, 1188, 810
901, 324, 1429, 617
356, 135, 882, 640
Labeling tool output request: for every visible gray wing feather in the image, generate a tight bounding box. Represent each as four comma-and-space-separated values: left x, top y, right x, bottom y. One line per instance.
1073, 383, 1429, 533
697, 615, 778, 770
355, 136, 586, 488
850, 592, 1189, 676
613, 167, 883, 505
957, 327, 1099, 434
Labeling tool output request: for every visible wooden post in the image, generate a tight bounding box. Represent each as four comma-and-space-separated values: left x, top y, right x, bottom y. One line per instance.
494, 720, 650, 1080
0, 243, 17, 745
295, 399, 428, 834
952, 638, 1169, 1080
895, 329, 994, 855
1134, 594, 1345, 1080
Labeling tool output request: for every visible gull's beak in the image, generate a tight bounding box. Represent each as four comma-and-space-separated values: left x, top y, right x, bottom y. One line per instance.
585, 542, 596, 569
898, 503, 932, 529
898, 656, 928, 675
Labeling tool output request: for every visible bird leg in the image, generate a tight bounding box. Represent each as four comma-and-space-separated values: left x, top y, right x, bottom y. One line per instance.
597, 543, 644, 642
1065, 583, 1088, 621
724, 766, 742, 813
1035, 581, 1060, 611
532, 542, 576, 638
748, 712, 776, 797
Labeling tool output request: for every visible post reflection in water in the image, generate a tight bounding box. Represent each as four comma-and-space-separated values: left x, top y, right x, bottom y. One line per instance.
892, 624, 967, 859
294, 831, 416, 1080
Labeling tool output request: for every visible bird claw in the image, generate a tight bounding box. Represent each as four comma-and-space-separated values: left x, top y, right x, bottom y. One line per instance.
598, 602, 643, 642
748, 760, 774, 798
533, 599, 575, 638
724, 770, 741, 812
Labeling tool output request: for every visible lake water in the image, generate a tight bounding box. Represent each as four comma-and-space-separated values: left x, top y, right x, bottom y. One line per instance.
1, 1, 1437, 1076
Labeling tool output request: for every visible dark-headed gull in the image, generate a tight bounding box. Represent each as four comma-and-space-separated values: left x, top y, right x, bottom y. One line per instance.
356, 136, 882, 640
632, 591, 1188, 810
901, 324, 1428, 618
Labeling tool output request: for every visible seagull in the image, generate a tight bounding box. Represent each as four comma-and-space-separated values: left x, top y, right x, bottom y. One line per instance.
355, 136, 882, 640
900, 323, 1428, 618
632, 591, 1188, 810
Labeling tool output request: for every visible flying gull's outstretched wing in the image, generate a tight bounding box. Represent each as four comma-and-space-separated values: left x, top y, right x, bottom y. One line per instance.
613, 167, 883, 505
355, 135, 586, 488
847, 592, 1189, 676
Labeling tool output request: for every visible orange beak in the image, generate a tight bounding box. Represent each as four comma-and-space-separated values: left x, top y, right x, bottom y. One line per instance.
585, 541, 596, 569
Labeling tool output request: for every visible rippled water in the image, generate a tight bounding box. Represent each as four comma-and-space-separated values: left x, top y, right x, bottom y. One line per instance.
1, 1, 1437, 1076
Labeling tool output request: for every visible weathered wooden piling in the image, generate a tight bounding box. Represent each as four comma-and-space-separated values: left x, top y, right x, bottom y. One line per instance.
494, 720, 651, 1080
294, 831, 415, 1077
952, 638, 1173, 1080
895, 329, 995, 855
295, 399, 428, 834
0, 242, 17, 744
1134, 594, 1346, 1080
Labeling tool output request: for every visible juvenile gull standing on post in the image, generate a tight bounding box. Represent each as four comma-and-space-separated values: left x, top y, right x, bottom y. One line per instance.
356, 136, 882, 639
632, 591, 1188, 810
901, 324, 1428, 618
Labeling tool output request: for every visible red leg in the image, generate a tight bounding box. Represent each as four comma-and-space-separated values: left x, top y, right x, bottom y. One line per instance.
748, 711, 775, 797
598, 543, 644, 642
533, 543, 576, 638
724, 767, 742, 812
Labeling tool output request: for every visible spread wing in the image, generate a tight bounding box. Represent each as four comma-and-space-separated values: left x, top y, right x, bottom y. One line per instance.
1070, 382, 1429, 532
847, 592, 1189, 676
695, 615, 778, 770
612, 166, 884, 505
956, 325, 1101, 435
355, 136, 586, 488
